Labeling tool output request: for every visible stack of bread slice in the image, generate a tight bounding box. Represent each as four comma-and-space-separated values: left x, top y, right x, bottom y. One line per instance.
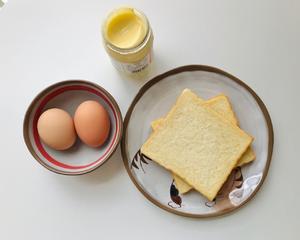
141, 89, 255, 201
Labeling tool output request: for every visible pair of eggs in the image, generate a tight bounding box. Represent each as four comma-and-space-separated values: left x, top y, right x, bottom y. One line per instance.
37, 100, 110, 150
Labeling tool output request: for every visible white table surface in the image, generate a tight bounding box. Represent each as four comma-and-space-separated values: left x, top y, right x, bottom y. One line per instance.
0, 0, 299, 239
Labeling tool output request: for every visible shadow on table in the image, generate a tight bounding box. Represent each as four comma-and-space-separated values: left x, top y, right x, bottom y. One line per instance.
78, 146, 124, 184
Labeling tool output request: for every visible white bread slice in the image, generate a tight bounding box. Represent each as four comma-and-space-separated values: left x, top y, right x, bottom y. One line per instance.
151, 94, 255, 194
141, 89, 253, 201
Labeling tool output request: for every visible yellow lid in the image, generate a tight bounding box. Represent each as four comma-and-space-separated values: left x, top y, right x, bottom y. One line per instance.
104, 8, 148, 49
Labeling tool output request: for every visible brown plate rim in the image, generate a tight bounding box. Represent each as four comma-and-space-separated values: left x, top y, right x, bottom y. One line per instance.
23, 80, 123, 176
121, 64, 274, 218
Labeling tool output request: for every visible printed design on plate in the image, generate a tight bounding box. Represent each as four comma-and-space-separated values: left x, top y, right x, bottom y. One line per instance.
166, 167, 244, 209
205, 167, 243, 208
131, 150, 183, 208
130, 150, 152, 173
168, 180, 182, 208
228, 173, 262, 206
131, 150, 245, 210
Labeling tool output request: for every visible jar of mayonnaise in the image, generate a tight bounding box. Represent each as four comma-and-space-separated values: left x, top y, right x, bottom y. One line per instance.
102, 7, 154, 75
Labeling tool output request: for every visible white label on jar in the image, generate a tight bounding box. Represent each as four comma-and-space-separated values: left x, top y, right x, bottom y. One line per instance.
111, 50, 152, 74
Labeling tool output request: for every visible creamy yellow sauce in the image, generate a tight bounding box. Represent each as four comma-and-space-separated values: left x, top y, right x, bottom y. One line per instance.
105, 8, 147, 49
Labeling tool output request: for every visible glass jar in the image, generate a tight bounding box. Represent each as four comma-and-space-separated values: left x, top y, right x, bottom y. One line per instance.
102, 7, 154, 75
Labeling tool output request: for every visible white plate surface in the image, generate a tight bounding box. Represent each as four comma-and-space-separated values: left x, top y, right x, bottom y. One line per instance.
122, 65, 273, 217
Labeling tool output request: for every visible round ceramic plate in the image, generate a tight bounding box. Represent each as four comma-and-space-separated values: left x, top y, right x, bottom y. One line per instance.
24, 80, 123, 175
121, 65, 273, 217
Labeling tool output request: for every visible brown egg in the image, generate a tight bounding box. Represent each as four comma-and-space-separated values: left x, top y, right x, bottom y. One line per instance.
37, 108, 76, 150
74, 101, 110, 147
